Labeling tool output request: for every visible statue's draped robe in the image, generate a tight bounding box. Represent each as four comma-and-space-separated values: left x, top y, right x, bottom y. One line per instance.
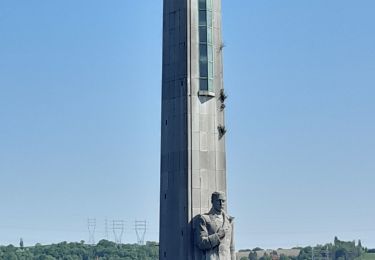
195, 209, 235, 260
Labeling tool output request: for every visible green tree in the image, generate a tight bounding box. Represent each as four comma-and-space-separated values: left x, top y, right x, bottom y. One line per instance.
249, 250, 258, 260
298, 246, 312, 260
280, 254, 290, 260
37, 255, 56, 260
20, 238, 24, 250
0, 240, 158, 259
259, 252, 272, 260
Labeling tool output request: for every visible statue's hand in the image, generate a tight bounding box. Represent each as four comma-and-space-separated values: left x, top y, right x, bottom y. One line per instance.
217, 228, 225, 239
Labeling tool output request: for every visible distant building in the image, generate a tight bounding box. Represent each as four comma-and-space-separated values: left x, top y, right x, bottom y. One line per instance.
236, 249, 301, 260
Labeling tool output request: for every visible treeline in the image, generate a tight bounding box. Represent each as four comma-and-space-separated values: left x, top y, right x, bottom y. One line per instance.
243, 237, 373, 260
0, 240, 158, 260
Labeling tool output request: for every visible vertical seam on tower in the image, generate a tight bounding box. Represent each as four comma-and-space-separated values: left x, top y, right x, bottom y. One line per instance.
188, 0, 192, 216
188, 1, 193, 260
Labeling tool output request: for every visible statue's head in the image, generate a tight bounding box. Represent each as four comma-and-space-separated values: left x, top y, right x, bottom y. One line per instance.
211, 191, 226, 213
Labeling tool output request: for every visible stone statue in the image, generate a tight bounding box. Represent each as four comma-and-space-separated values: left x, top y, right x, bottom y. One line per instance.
195, 191, 235, 260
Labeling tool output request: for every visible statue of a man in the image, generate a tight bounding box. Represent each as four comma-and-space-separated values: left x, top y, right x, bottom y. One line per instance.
195, 191, 235, 260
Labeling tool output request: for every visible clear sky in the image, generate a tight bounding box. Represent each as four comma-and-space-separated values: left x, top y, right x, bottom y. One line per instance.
0, 0, 374, 250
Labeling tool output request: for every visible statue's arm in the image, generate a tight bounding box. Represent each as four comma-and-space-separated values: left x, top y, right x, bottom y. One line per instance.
195, 215, 220, 250
230, 218, 236, 260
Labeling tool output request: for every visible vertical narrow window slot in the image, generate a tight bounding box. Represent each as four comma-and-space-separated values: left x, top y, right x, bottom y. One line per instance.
198, 0, 214, 93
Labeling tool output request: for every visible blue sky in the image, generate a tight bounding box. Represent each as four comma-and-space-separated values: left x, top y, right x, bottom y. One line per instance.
0, 0, 374, 250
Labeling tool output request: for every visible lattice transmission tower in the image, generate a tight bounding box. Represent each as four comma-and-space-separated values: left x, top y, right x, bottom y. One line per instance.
104, 218, 109, 240
87, 218, 96, 245
135, 220, 147, 245
112, 220, 125, 244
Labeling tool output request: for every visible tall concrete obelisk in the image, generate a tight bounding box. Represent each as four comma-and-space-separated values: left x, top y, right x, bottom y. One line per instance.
160, 0, 227, 259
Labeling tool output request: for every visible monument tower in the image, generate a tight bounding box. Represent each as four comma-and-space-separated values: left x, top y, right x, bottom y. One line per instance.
160, 0, 227, 259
